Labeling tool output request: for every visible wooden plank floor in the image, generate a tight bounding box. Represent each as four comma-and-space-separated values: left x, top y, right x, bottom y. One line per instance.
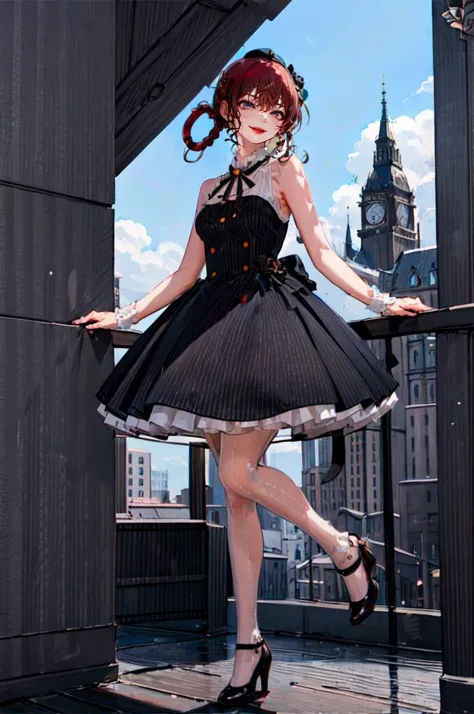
0, 627, 441, 714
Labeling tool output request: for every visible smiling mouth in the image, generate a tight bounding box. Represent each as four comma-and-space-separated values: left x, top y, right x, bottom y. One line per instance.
250, 125, 266, 134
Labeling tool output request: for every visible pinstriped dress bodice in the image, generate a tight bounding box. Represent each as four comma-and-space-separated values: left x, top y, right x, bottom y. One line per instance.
196, 194, 289, 293
96, 146, 400, 482
195, 147, 292, 294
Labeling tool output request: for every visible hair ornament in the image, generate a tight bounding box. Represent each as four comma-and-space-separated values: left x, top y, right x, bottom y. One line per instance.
243, 48, 309, 104
287, 64, 308, 103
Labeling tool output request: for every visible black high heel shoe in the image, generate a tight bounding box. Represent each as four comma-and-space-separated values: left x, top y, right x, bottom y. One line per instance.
217, 636, 272, 709
335, 533, 379, 626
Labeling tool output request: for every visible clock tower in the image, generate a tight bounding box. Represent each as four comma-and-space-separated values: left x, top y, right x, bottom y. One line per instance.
357, 83, 418, 271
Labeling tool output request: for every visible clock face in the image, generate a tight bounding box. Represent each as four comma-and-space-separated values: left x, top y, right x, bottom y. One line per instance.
397, 202, 410, 227
365, 202, 385, 226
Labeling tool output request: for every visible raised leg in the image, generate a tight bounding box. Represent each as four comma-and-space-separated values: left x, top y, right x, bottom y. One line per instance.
204, 429, 275, 687
219, 430, 370, 603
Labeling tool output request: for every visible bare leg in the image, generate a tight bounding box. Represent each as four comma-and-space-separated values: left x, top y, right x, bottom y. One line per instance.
204, 429, 276, 687
219, 430, 370, 603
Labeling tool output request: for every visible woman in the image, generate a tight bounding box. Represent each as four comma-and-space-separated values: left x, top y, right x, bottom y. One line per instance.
72, 49, 430, 708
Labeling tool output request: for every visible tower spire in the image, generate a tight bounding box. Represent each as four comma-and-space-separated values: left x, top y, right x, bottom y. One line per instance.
344, 207, 355, 260
356, 79, 417, 274
378, 76, 395, 141
375, 77, 400, 165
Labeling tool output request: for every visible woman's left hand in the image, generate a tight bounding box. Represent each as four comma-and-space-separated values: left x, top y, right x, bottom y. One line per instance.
384, 296, 434, 317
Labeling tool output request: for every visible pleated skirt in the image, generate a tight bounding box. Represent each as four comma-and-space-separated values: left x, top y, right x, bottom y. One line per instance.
95, 273, 399, 441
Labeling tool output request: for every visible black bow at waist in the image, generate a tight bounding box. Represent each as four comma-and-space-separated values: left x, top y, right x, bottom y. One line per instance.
248, 254, 317, 310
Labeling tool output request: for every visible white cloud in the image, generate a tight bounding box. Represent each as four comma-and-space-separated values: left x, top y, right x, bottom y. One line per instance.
114, 218, 186, 308
403, 75, 434, 102
415, 75, 434, 95
321, 108, 436, 257
163, 456, 188, 467
268, 441, 302, 455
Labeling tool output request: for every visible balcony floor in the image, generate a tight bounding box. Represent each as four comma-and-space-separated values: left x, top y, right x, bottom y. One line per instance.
2, 625, 441, 713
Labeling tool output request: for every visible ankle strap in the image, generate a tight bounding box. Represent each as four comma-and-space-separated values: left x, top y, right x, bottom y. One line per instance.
335, 534, 362, 576
335, 554, 362, 577
235, 637, 265, 650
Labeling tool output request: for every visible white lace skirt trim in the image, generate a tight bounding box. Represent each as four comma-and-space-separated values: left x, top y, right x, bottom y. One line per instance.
97, 390, 398, 440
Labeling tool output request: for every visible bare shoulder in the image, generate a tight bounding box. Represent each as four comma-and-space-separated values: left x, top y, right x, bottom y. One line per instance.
195, 175, 225, 215
200, 173, 226, 200
274, 153, 314, 212
200, 176, 217, 197
273, 153, 306, 186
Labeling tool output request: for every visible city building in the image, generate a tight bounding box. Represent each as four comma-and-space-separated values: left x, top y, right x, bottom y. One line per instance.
398, 478, 439, 608
340, 84, 439, 604
207, 503, 227, 526
299, 86, 440, 608
151, 468, 170, 502
177, 484, 214, 506
127, 500, 190, 520
257, 553, 288, 600
281, 521, 305, 599
208, 449, 225, 505
126, 449, 152, 504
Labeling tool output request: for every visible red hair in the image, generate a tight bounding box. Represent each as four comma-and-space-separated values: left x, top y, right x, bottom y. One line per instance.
182, 56, 305, 160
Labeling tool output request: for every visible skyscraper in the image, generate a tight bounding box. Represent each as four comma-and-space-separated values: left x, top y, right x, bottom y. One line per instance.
208, 450, 225, 505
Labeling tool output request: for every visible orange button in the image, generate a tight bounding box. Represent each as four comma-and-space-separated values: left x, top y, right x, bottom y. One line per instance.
243, 265, 249, 271
220, 217, 226, 223
210, 247, 216, 254
233, 169, 241, 176
211, 271, 217, 278
243, 241, 249, 248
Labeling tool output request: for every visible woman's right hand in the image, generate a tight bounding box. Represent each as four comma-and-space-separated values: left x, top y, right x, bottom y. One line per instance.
71, 310, 118, 331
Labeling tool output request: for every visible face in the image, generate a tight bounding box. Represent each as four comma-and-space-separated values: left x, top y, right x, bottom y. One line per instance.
224, 89, 285, 145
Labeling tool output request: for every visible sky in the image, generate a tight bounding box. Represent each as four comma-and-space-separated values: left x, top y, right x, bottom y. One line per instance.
114, 0, 435, 501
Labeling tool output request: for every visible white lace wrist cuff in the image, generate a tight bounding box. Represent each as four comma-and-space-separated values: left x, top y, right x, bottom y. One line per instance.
115, 301, 139, 330
365, 287, 397, 315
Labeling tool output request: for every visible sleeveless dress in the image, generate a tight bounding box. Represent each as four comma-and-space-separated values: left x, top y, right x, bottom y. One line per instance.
95, 143, 399, 481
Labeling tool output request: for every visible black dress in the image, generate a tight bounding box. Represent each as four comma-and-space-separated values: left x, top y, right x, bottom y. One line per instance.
96, 145, 399, 481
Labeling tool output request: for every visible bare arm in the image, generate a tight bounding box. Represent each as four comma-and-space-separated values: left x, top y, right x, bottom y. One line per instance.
279, 156, 429, 317
135, 180, 210, 322
279, 155, 373, 304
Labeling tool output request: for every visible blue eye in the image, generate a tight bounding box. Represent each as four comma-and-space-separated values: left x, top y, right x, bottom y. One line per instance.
239, 100, 255, 109
271, 110, 284, 119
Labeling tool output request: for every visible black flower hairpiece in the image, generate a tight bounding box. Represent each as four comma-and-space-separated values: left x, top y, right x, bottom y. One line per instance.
243, 48, 309, 104
287, 63, 309, 103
